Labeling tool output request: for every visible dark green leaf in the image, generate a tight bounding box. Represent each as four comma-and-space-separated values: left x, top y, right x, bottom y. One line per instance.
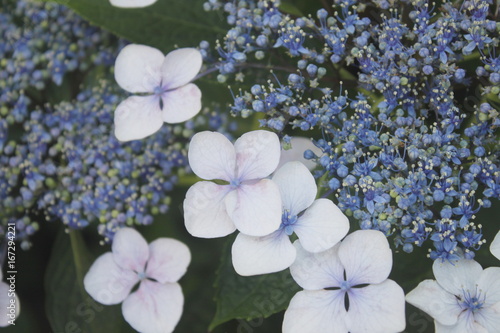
45, 227, 126, 333
47, 0, 227, 52
209, 238, 301, 331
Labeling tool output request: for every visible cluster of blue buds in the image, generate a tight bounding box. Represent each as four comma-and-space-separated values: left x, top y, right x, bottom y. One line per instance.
0, 0, 121, 127
1, 84, 191, 247
203, 0, 500, 259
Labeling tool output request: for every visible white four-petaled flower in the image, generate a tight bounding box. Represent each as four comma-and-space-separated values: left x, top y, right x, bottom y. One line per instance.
114, 44, 202, 141
110, 0, 157, 8
183, 130, 282, 238
406, 258, 500, 333
283, 230, 406, 333
84, 228, 191, 333
232, 161, 349, 276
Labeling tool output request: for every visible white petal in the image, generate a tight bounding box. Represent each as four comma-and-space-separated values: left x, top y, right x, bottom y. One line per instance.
161, 48, 203, 90
110, 0, 158, 8
122, 280, 183, 333
345, 280, 406, 333
490, 230, 500, 261
114, 44, 163, 93
183, 181, 236, 238
231, 231, 295, 276
84, 253, 139, 305
294, 199, 349, 253
405, 279, 461, 326
338, 230, 392, 285
475, 301, 500, 333
114, 95, 163, 142
435, 314, 488, 333
282, 290, 347, 333
272, 161, 317, 215
146, 238, 191, 284
478, 267, 500, 305
234, 130, 280, 180
433, 258, 483, 296
161, 83, 202, 123
290, 240, 343, 290
0, 281, 19, 327
277, 137, 322, 171
187, 131, 236, 181
225, 180, 282, 236
112, 227, 149, 273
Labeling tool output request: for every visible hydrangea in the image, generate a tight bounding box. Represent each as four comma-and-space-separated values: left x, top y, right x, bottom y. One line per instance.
113, 44, 202, 141
110, 0, 157, 8
183, 130, 282, 237
84, 228, 190, 333
283, 230, 405, 333
406, 258, 500, 332
232, 161, 349, 276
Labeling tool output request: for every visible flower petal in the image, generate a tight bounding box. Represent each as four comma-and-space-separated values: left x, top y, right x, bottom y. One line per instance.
475, 301, 500, 333
187, 131, 236, 181
277, 136, 322, 171
490, 230, 500, 261
122, 280, 183, 333
84, 253, 139, 305
146, 238, 191, 284
231, 231, 295, 276
405, 279, 461, 326
112, 227, 149, 273
161, 48, 203, 90
0, 281, 19, 327
272, 161, 317, 215
294, 198, 349, 253
282, 290, 347, 333
234, 130, 280, 180
114, 44, 163, 93
478, 267, 500, 305
338, 230, 392, 285
434, 314, 488, 333
161, 83, 202, 123
114, 95, 163, 142
110, 0, 158, 8
345, 279, 406, 333
183, 181, 236, 238
432, 258, 483, 296
290, 240, 343, 290
225, 180, 282, 236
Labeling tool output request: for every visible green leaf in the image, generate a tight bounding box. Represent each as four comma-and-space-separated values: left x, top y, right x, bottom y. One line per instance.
209, 238, 301, 331
48, 0, 227, 52
45, 227, 126, 333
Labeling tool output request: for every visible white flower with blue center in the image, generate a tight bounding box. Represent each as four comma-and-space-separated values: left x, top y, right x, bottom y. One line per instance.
113, 44, 202, 141
84, 228, 190, 333
283, 230, 406, 333
406, 258, 500, 333
110, 0, 157, 8
183, 130, 282, 238
490, 230, 500, 260
231, 161, 349, 276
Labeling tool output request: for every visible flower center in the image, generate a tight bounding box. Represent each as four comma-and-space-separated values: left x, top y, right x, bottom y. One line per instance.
153, 85, 165, 96
230, 178, 242, 188
339, 280, 351, 292
459, 287, 485, 313
279, 210, 298, 236
137, 271, 147, 280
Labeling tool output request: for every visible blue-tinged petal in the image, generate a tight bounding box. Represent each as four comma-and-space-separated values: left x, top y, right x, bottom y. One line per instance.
161, 83, 202, 124
282, 290, 347, 333
114, 95, 163, 142
231, 231, 295, 276
161, 48, 202, 90
122, 280, 183, 333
